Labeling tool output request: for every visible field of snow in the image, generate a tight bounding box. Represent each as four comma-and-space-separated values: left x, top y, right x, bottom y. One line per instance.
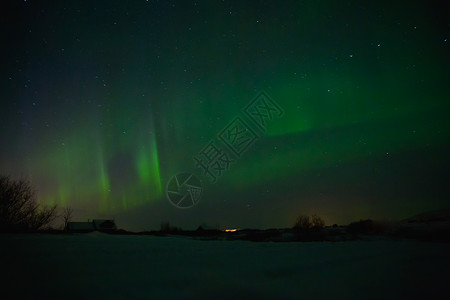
2, 232, 449, 299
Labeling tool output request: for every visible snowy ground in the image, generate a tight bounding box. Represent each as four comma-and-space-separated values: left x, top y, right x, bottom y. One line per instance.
2, 233, 449, 299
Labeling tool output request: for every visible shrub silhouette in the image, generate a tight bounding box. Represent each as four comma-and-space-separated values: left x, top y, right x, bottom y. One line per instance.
292, 214, 326, 241
293, 215, 311, 232
160, 221, 181, 233
0, 175, 57, 232
293, 214, 325, 232
347, 219, 378, 234
311, 214, 325, 229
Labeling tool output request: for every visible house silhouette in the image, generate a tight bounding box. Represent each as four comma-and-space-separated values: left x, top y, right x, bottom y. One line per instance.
66, 219, 117, 233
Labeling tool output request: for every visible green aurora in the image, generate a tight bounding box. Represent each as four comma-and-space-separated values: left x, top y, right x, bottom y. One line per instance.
0, 1, 449, 230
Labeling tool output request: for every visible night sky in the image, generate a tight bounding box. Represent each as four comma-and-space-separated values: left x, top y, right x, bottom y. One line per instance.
1, 0, 449, 231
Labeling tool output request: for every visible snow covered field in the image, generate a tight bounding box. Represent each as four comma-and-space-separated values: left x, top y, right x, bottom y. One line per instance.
2, 233, 449, 299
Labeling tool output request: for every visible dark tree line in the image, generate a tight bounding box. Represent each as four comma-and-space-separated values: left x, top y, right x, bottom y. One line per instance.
0, 175, 57, 232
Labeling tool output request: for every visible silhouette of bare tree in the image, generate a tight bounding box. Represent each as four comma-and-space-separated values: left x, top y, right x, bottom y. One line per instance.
61, 206, 74, 231
0, 175, 57, 232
